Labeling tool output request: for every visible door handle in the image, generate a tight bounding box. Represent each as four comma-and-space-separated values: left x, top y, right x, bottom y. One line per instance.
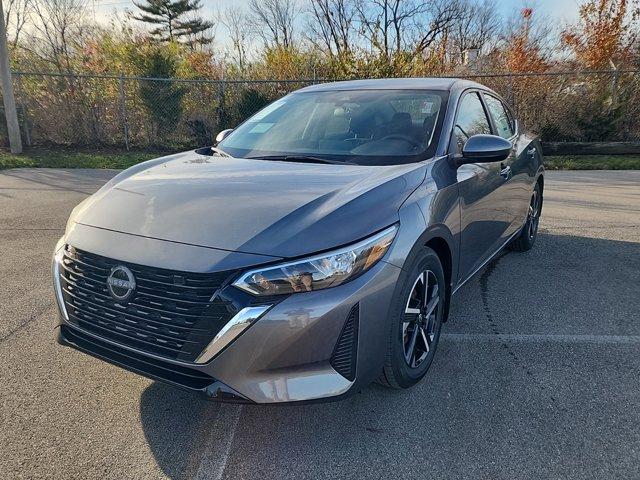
527, 147, 537, 157
499, 164, 512, 180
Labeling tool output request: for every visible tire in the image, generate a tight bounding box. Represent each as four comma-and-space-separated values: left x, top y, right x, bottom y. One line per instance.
508, 182, 542, 252
378, 247, 445, 389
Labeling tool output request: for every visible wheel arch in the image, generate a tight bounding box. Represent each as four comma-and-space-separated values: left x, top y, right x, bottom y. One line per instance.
536, 172, 544, 193
378, 223, 456, 389
535, 172, 544, 210
419, 224, 456, 322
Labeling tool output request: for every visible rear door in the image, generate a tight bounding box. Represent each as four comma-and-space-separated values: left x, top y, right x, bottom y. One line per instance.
482, 93, 529, 234
453, 91, 514, 280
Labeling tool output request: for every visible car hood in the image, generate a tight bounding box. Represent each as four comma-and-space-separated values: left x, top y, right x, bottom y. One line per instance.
71, 150, 427, 258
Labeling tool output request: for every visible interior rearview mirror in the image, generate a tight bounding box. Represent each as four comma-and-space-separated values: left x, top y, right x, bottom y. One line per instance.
457, 134, 512, 166
215, 128, 234, 144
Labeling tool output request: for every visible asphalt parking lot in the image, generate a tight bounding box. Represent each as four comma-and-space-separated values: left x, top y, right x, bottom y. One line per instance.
1, 168, 639, 480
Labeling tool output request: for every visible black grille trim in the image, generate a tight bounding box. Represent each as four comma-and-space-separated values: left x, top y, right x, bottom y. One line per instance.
59, 326, 216, 390
330, 304, 359, 381
59, 246, 239, 362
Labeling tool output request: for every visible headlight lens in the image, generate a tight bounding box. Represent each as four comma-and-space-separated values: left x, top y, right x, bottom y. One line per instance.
233, 225, 398, 296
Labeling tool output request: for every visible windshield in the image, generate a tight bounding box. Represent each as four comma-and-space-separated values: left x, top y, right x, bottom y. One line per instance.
218, 89, 448, 166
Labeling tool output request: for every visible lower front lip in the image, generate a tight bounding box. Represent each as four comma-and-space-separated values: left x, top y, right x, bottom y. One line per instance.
54, 324, 254, 403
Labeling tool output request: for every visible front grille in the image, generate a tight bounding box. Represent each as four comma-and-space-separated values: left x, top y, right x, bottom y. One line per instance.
58, 245, 239, 362
330, 304, 359, 381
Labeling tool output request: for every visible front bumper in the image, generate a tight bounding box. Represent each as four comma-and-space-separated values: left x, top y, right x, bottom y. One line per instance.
53, 240, 402, 404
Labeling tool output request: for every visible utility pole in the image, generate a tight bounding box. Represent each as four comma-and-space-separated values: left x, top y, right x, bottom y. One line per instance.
0, 0, 22, 154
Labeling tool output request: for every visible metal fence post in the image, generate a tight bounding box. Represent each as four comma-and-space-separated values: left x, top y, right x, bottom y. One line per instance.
610, 66, 619, 109
508, 74, 516, 113
217, 75, 226, 130
14, 72, 31, 147
118, 73, 130, 150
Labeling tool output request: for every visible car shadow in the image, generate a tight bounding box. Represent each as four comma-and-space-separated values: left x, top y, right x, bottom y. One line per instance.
139, 382, 223, 480
139, 231, 640, 479
1, 168, 118, 195
139, 379, 398, 479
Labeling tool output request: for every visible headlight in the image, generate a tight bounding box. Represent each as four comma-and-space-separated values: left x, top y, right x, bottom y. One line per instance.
233, 225, 397, 296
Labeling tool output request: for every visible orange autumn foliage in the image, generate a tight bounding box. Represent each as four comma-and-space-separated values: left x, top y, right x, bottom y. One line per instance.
562, 0, 640, 68
503, 9, 549, 73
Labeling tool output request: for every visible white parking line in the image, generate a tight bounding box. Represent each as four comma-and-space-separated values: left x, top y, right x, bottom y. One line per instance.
194, 404, 243, 480
442, 333, 640, 344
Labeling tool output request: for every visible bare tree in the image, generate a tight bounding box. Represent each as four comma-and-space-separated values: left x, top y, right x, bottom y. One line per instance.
28, 0, 90, 73
356, 0, 422, 58
356, 0, 464, 61
248, 0, 298, 49
410, 0, 465, 58
306, 0, 356, 58
222, 6, 251, 69
448, 0, 502, 63
4, 0, 32, 47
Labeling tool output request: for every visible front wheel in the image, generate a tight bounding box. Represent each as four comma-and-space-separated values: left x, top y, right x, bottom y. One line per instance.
378, 247, 445, 389
508, 182, 542, 252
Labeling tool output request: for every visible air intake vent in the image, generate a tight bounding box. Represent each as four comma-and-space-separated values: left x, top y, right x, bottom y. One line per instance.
330, 304, 359, 381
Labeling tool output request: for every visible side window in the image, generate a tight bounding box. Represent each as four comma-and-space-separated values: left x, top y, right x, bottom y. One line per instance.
484, 94, 515, 139
452, 92, 491, 153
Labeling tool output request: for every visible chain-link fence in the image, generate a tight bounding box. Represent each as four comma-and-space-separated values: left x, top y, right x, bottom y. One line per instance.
460, 70, 640, 146
3, 70, 639, 152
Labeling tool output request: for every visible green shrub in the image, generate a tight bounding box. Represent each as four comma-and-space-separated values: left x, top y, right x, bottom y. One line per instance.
232, 88, 271, 126
137, 48, 187, 141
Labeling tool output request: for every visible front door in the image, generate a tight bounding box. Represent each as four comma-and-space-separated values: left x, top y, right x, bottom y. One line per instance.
452, 91, 515, 280
482, 93, 528, 236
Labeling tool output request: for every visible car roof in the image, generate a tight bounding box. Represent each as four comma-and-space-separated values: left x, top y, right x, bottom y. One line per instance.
295, 77, 487, 93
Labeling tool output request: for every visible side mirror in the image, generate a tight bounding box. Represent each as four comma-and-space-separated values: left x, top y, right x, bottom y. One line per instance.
215, 128, 234, 144
458, 134, 512, 166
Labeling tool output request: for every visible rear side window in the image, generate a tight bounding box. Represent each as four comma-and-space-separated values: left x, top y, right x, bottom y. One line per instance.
452, 92, 491, 153
484, 94, 515, 139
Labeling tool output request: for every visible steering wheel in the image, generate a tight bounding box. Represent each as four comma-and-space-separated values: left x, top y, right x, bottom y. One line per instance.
379, 134, 422, 148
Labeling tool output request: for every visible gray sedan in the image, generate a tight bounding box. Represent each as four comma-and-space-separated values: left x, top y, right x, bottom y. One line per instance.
52, 78, 544, 403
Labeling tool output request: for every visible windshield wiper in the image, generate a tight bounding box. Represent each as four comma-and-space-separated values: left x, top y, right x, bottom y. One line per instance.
210, 146, 231, 157
247, 155, 355, 165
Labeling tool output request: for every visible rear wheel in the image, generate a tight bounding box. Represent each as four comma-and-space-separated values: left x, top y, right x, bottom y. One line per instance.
509, 182, 542, 252
378, 247, 445, 389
